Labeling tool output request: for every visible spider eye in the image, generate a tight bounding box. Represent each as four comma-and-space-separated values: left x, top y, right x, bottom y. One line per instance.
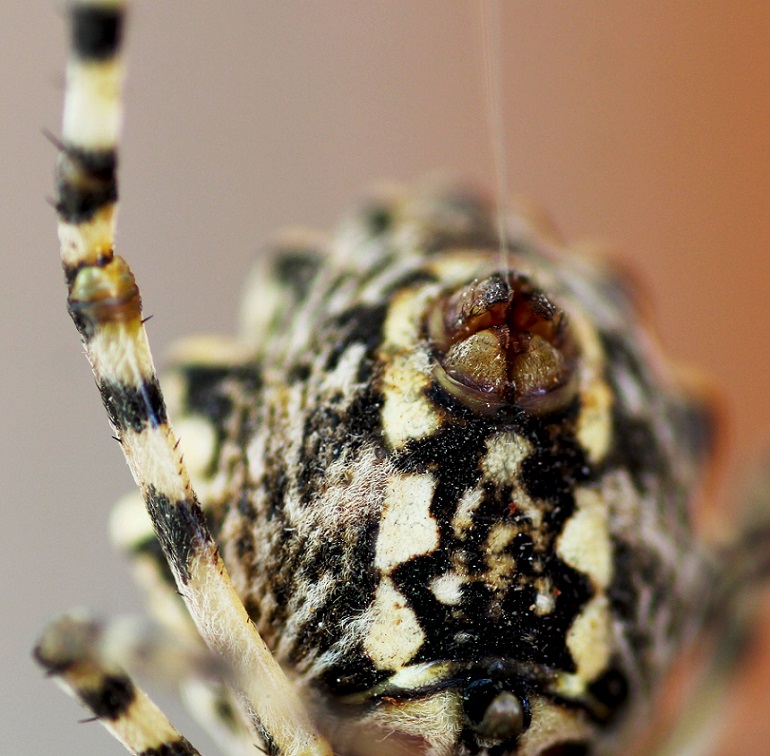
461, 678, 530, 740
427, 272, 578, 416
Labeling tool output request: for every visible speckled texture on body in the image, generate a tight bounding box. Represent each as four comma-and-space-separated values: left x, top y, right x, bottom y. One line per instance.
166, 181, 716, 755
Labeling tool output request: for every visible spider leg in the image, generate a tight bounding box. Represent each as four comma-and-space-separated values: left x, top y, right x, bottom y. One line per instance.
650, 457, 770, 756
108, 341, 269, 755
112, 492, 262, 756
34, 613, 202, 755
47, 2, 331, 753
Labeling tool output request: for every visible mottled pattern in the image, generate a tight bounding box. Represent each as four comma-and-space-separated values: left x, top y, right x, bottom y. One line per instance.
44, 3, 734, 754
169, 181, 716, 754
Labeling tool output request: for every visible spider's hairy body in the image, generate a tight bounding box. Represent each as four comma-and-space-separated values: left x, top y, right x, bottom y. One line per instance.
36, 2, 769, 756
161, 183, 715, 755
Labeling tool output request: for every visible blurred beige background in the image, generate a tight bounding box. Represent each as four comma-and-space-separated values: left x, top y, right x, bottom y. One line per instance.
2, 2, 769, 753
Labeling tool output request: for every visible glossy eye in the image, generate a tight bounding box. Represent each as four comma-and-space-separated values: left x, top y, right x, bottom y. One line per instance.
426, 272, 578, 415
461, 678, 530, 740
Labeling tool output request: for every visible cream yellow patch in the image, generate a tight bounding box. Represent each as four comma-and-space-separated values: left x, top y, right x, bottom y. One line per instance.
429, 572, 464, 605
569, 309, 613, 464
364, 579, 425, 671
167, 334, 255, 366
109, 491, 153, 550
534, 592, 556, 616
90, 320, 154, 389
533, 576, 556, 616
346, 687, 461, 756
556, 487, 612, 590
382, 287, 424, 350
577, 378, 613, 464
426, 251, 506, 288
338, 661, 454, 705
158, 370, 185, 417
381, 353, 440, 449
375, 474, 439, 573
63, 59, 123, 147
518, 695, 593, 755
485, 523, 518, 589
516, 492, 544, 530
486, 522, 518, 554
481, 432, 533, 485
58, 208, 116, 268
321, 343, 367, 393
175, 416, 217, 477
452, 486, 483, 538
121, 426, 190, 502
565, 593, 612, 685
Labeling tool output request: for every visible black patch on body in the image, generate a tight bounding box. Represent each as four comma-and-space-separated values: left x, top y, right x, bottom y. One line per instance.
320, 652, 392, 698
183, 364, 261, 429
296, 386, 384, 508
80, 674, 135, 720
137, 741, 200, 756
179, 362, 261, 476
145, 486, 212, 585
324, 302, 389, 379
599, 332, 651, 393
56, 147, 118, 223
381, 268, 439, 296
606, 408, 668, 492
287, 362, 312, 383
671, 394, 716, 470
604, 536, 673, 696
183, 366, 236, 426
607, 537, 660, 623
295, 402, 346, 507
587, 666, 630, 724
362, 202, 394, 236
308, 521, 387, 696
388, 408, 594, 673
99, 377, 167, 433
71, 5, 123, 61
345, 386, 384, 440
537, 744, 590, 756
261, 449, 290, 526
233, 524, 256, 563
273, 250, 322, 302
599, 331, 668, 489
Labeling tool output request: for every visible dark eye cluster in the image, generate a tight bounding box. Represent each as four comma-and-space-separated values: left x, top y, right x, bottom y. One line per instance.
461, 677, 531, 741
426, 271, 578, 416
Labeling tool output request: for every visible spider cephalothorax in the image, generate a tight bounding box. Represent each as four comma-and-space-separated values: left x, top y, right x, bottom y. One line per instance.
35, 3, 769, 756
172, 182, 712, 755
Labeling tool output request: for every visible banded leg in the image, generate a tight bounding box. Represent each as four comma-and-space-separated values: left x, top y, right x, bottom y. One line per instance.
109, 341, 268, 754
34, 614, 201, 756
111, 493, 262, 756
48, 2, 331, 753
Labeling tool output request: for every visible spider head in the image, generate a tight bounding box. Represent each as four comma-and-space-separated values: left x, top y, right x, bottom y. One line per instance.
425, 270, 579, 418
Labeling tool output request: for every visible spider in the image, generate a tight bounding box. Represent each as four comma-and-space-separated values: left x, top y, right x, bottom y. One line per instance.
34, 2, 770, 755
